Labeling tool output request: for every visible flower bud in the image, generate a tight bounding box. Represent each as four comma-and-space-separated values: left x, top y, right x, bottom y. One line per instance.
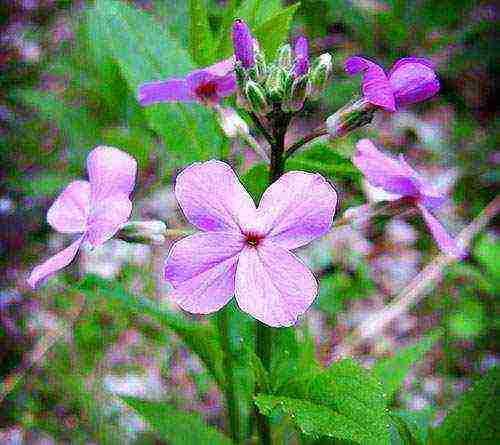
245, 80, 271, 115
276, 44, 293, 69
234, 61, 247, 91
232, 19, 255, 69
251, 41, 267, 82
309, 53, 332, 98
118, 221, 167, 245
326, 97, 376, 138
282, 75, 309, 112
215, 106, 249, 138
265, 66, 286, 102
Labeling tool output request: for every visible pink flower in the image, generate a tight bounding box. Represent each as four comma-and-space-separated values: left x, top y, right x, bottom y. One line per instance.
353, 139, 465, 257
345, 56, 440, 112
164, 161, 338, 327
137, 58, 236, 106
28, 146, 137, 288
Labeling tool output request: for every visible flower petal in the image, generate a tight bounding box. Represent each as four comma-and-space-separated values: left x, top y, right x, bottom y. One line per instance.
27, 236, 84, 288
47, 180, 91, 233
213, 72, 237, 97
205, 57, 234, 76
293, 36, 310, 77
354, 139, 420, 196
235, 241, 318, 327
388, 57, 440, 107
257, 171, 337, 249
345, 56, 395, 111
87, 193, 132, 248
137, 78, 194, 105
165, 232, 245, 314
174, 160, 257, 232
418, 204, 466, 258
87, 146, 137, 202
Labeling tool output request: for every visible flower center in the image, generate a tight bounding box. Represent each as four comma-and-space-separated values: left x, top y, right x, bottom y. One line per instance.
195, 81, 218, 100
245, 232, 264, 248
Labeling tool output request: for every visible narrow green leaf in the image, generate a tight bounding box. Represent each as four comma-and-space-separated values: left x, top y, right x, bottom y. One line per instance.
189, 0, 216, 66
254, 2, 301, 59
372, 330, 442, 399
429, 366, 500, 444
121, 396, 233, 444
77, 275, 226, 390
88, 0, 222, 164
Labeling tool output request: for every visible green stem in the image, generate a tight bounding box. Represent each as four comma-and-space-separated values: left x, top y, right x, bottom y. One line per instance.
216, 307, 240, 443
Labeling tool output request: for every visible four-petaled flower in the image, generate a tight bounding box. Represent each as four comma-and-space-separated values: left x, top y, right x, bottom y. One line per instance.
28, 146, 137, 288
293, 36, 310, 78
164, 160, 338, 327
138, 58, 236, 106
346, 56, 440, 112
353, 139, 465, 257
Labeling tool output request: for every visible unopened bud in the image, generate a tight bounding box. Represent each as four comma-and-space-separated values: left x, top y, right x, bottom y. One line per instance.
252, 41, 267, 81
245, 80, 271, 115
276, 44, 293, 69
326, 97, 376, 138
118, 221, 167, 245
234, 61, 247, 91
282, 75, 309, 112
265, 66, 286, 102
309, 53, 332, 98
215, 106, 249, 138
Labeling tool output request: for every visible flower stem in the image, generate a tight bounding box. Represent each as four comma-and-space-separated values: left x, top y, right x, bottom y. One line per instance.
284, 126, 328, 159
216, 306, 240, 443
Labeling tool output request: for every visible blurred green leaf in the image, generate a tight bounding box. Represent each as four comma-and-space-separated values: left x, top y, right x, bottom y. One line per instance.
121, 396, 233, 444
88, 0, 222, 165
257, 359, 390, 443
390, 410, 433, 445
77, 275, 226, 390
254, 2, 301, 59
372, 330, 442, 399
429, 366, 500, 444
448, 300, 486, 340
189, 0, 216, 66
473, 235, 500, 283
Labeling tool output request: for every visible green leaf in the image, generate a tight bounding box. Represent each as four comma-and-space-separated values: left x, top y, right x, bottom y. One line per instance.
254, 2, 301, 59
121, 396, 233, 444
189, 0, 216, 66
77, 275, 226, 390
390, 410, 432, 445
474, 235, 500, 283
429, 366, 500, 444
262, 359, 390, 443
372, 330, 442, 399
88, 0, 222, 164
241, 163, 269, 202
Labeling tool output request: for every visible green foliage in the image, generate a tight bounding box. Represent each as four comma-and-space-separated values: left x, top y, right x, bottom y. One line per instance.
188, 0, 216, 66
121, 396, 233, 444
88, 0, 222, 165
257, 359, 391, 443
474, 235, 500, 284
77, 275, 226, 390
372, 330, 442, 400
429, 366, 500, 444
390, 410, 433, 445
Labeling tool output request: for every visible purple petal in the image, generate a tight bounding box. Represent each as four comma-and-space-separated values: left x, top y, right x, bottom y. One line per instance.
165, 232, 245, 314
87, 146, 137, 203
47, 180, 91, 233
235, 241, 318, 327
232, 19, 255, 69
205, 57, 235, 76
257, 171, 338, 249
27, 236, 84, 288
137, 78, 194, 105
86, 193, 132, 248
418, 204, 466, 258
213, 72, 237, 98
388, 57, 440, 107
353, 139, 420, 196
345, 56, 396, 111
174, 160, 257, 233
293, 36, 310, 77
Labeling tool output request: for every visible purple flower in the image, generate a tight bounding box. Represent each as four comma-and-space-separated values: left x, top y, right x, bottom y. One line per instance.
232, 19, 255, 69
138, 58, 236, 106
345, 56, 440, 112
293, 36, 310, 77
28, 146, 137, 288
164, 160, 338, 327
353, 139, 465, 257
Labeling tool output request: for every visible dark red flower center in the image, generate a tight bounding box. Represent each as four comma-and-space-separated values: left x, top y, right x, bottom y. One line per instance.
195, 81, 218, 100
245, 232, 264, 248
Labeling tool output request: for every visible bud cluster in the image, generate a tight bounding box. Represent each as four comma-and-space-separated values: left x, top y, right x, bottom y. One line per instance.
232, 20, 332, 116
